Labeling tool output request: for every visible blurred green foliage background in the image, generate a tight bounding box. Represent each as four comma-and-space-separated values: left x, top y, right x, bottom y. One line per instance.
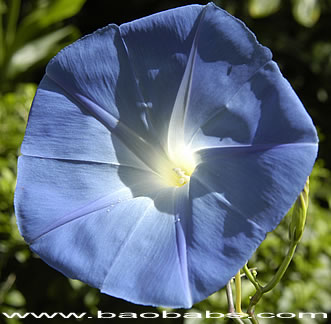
0, 0, 331, 323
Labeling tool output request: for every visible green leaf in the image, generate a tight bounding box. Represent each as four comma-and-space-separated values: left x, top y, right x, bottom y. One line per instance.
292, 0, 321, 27
249, 0, 281, 18
4, 289, 26, 307
14, 0, 85, 49
0, 0, 6, 65
5, 0, 20, 49
6, 26, 78, 78
20, 0, 85, 29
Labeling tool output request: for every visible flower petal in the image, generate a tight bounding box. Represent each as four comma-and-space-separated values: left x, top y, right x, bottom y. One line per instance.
119, 4, 204, 147
15, 156, 163, 243
119, 3, 273, 150
15, 156, 192, 307
15, 2, 319, 309
101, 187, 192, 308
178, 3, 272, 145
187, 184, 265, 303
189, 61, 318, 150
21, 76, 145, 168
25, 186, 192, 307
46, 24, 147, 137
186, 142, 317, 302
29, 197, 160, 293
22, 25, 172, 173
195, 143, 318, 231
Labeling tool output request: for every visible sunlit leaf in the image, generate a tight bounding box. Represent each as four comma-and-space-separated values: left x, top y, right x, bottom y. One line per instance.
18, 0, 85, 30
7, 26, 78, 78
249, 0, 281, 18
4, 289, 26, 307
11, 0, 85, 58
292, 0, 321, 27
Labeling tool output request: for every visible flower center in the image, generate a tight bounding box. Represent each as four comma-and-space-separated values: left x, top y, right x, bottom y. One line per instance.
158, 146, 195, 188
172, 167, 190, 187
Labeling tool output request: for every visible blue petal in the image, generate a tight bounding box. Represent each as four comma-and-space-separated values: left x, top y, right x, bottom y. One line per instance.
194, 143, 318, 231
29, 197, 170, 296
187, 183, 265, 303
167, 3, 272, 147
188, 61, 318, 149
101, 187, 192, 308
15, 2, 319, 309
23, 23, 166, 172
119, 4, 204, 147
15, 156, 192, 307
187, 142, 317, 302
46, 24, 146, 137
15, 156, 163, 243
22, 76, 144, 167
119, 3, 273, 152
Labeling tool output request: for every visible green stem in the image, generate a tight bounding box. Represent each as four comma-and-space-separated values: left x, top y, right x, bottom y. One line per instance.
242, 265, 261, 324
232, 318, 247, 324
246, 240, 298, 315
243, 264, 261, 291
262, 241, 297, 293
248, 313, 260, 324
247, 289, 263, 318
225, 279, 249, 324
235, 270, 243, 313
244, 179, 308, 322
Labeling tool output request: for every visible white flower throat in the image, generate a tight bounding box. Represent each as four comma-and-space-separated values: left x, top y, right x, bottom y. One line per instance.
136, 26, 198, 188
160, 145, 196, 188
164, 29, 197, 188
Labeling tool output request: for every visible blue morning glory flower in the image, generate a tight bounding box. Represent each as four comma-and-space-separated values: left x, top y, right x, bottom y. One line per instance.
14, 3, 318, 308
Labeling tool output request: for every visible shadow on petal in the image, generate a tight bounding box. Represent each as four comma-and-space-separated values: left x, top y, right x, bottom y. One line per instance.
110, 16, 205, 214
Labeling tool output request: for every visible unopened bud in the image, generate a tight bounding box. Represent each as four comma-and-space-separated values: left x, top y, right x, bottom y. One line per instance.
289, 177, 309, 243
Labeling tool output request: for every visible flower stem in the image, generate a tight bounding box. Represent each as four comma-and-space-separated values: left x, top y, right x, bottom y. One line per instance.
226, 280, 235, 313
246, 239, 299, 316
235, 270, 243, 314
245, 178, 309, 317
262, 241, 297, 293
225, 279, 247, 324
248, 313, 260, 324
242, 264, 260, 291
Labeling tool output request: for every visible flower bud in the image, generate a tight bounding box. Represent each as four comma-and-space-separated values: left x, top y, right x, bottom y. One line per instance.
289, 177, 309, 243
